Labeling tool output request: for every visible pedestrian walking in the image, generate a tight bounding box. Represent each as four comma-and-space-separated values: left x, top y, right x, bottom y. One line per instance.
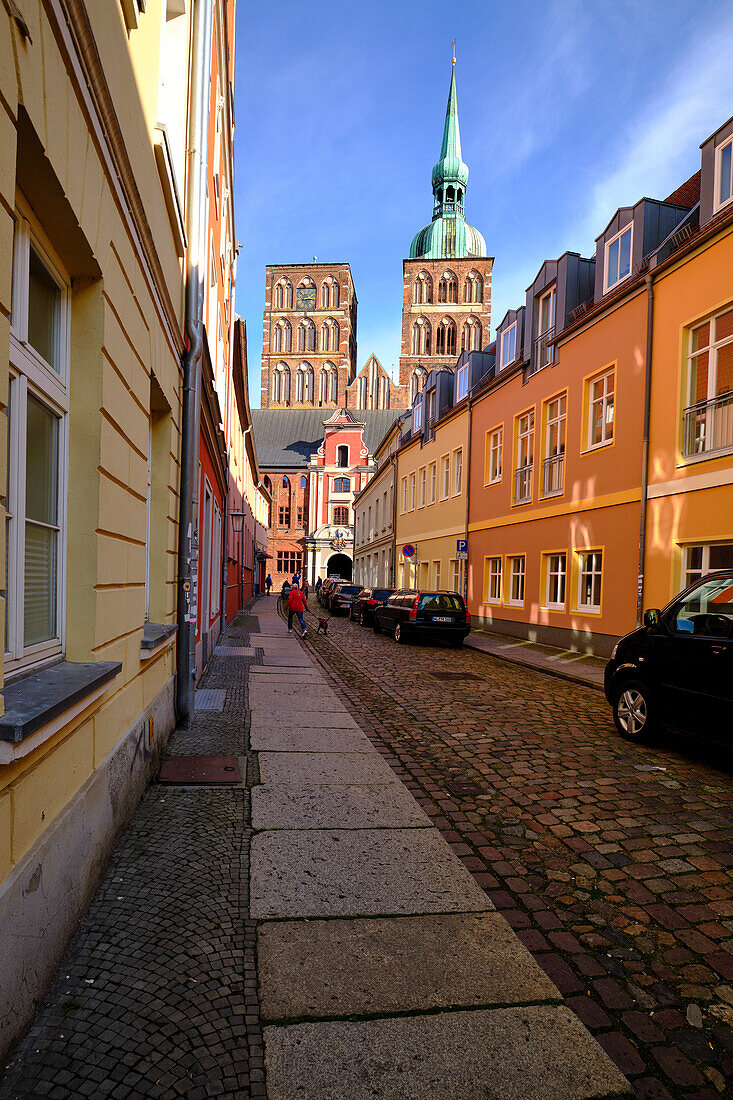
279, 579, 291, 612
292, 571, 301, 586
315, 576, 322, 595
265, 573, 273, 595
302, 580, 309, 600
286, 583, 308, 637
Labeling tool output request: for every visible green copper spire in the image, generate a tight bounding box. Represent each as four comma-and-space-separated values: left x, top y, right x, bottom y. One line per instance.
409, 63, 486, 260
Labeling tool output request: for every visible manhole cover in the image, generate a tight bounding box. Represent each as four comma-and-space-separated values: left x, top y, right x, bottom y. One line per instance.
430, 672, 482, 682
446, 781, 483, 797
157, 755, 242, 785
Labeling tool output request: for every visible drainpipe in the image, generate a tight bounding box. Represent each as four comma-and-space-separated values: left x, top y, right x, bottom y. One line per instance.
176, 0, 214, 726
463, 402, 472, 603
390, 450, 398, 587
636, 271, 655, 626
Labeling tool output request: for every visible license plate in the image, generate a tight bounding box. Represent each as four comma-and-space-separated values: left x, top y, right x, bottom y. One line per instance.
432, 616, 452, 623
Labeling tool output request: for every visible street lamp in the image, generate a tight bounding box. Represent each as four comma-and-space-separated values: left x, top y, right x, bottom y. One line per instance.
230, 511, 245, 611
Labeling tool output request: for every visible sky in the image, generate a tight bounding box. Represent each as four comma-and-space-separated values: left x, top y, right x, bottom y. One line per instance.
233, 0, 733, 406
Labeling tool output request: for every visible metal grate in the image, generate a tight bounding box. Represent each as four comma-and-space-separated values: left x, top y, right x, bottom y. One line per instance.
194, 689, 226, 711
446, 781, 483, 797
157, 755, 242, 785
215, 647, 253, 657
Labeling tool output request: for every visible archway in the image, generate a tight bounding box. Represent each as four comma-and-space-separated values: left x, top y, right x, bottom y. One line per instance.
327, 553, 352, 580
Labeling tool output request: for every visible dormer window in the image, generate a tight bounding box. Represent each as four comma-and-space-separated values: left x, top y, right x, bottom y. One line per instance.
604, 225, 632, 293
716, 137, 733, 212
500, 323, 516, 368
413, 401, 423, 432
456, 364, 469, 400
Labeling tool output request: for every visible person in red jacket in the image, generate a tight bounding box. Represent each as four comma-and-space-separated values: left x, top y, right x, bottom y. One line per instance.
286, 583, 308, 637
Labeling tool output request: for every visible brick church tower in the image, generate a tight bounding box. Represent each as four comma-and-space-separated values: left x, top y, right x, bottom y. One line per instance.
260, 262, 357, 409
398, 62, 492, 404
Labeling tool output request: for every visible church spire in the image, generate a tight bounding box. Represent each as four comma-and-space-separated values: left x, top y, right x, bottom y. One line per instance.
431, 63, 469, 212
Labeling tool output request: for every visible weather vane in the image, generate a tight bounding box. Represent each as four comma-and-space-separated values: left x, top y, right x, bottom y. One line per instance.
451, 39, 456, 65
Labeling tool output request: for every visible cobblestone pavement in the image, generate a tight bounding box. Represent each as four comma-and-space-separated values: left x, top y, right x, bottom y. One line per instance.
303, 605, 733, 1100
0, 616, 264, 1100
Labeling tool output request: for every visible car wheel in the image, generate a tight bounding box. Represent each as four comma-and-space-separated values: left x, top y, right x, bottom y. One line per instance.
613, 680, 654, 742
394, 622, 405, 644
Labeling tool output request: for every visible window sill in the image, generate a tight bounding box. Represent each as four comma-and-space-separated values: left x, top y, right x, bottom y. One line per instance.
581, 440, 613, 455
504, 600, 525, 609
677, 446, 733, 467
0, 660, 122, 763
141, 623, 178, 661
574, 606, 601, 616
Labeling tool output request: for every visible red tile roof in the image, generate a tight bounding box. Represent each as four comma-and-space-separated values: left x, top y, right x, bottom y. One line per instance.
664, 170, 701, 208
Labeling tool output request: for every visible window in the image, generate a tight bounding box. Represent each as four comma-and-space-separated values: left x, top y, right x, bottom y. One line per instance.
296, 363, 314, 403
544, 552, 566, 609
382, 491, 388, 529
456, 364, 469, 400
426, 389, 436, 425
297, 319, 316, 352
508, 556, 526, 605
412, 401, 423, 432
410, 367, 427, 402
400, 476, 408, 513
682, 543, 733, 588
485, 557, 502, 604
272, 363, 290, 404
431, 560, 441, 588
533, 287, 556, 372
684, 307, 733, 457
577, 550, 603, 612
716, 137, 733, 212
500, 323, 516, 368
436, 319, 456, 357
301, 475, 307, 488
272, 319, 291, 353
438, 272, 458, 303
211, 502, 222, 617
428, 462, 437, 504
333, 505, 349, 526
334, 477, 350, 492
543, 394, 566, 495
514, 410, 534, 504
418, 466, 426, 507
461, 318, 481, 353
7, 205, 69, 671
414, 271, 433, 304
277, 551, 301, 574
453, 449, 463, 495
588, 368, 615, 448
440, 455, 450, 499
296, 505, 304, 526
604, 225, 632, 292
278, 505, 290, 526
486, 427, 503, 484
464, 271, 483, 303
409, 472, 416, 510
337, 444, 348, 467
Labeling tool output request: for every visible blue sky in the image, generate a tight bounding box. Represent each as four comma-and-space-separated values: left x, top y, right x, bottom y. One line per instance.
233, 0, 733, 406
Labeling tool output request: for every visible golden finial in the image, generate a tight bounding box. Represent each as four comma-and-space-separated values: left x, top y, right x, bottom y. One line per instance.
451, 40, 456, 65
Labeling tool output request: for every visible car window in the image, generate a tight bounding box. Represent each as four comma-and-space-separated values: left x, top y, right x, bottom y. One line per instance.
338, 585, 362, 595
670, 575, 733, 637
374, 589, 392, 599
418, 594, 464, 611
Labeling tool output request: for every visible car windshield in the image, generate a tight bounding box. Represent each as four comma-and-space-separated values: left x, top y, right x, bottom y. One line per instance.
337, 585, 361, 595
373, 589, 392, 599
418, 594, 463, 611
671, 574, 733, 637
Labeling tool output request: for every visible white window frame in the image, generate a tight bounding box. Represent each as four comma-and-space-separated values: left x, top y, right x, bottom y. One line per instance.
587, 369, 615, 449
682, 542, 733, 589
456, 364, 469, 400
440, 454, 450, 500
486, 557, 502, 604
211, 500, 222, 618
453, 448, 463, 495
577, 550, 603, 613
604, 224, 633, 293
488, 427, 503, 484
432, 560, 441, 589
507, 556, 525, 606
413, 401, 423, 432
7, 201, 70, 673
500, 323, 516, 368
544, 552, 567, 610
449, 558, 460, 591
714, 136, 733, 214
409, 472, 416, 511
538, 287, 556, 338
401, 476, 408, 514
418, 466, 426, 508
685, 307, 733, 457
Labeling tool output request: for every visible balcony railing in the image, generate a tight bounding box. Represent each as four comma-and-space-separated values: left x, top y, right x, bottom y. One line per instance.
531, 326, 555, 375
683, 391, 733, 458
542, 453, 564, 496
514, 463, 533, 504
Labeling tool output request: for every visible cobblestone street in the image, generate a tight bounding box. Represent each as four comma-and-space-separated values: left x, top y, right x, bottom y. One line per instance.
304, 606, 733, 1099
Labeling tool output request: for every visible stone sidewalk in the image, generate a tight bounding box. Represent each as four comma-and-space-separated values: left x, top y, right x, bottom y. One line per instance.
248, 597, 629, 1098
466, 629, 606, 690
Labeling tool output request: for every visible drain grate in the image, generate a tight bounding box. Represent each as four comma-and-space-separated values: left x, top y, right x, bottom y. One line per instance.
446, 781, 483, 797
430, 671, 482, 682
157, 755, 242, 785
215, 646, 253, 657
194, 689, 226, 711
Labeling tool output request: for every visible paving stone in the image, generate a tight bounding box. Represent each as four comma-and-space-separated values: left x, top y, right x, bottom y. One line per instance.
249, 696, 345, 714
249, 726, 373, 753
252, 783, 431, 830
259, 656, 314, 667
250, 828, 493, 918
258, 913, 559, 1021
250, 712, 360, 731
263, 1006, 631, 1099
258, 751, 403, 787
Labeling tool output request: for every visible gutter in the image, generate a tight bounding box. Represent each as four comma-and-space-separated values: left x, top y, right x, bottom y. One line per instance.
176, 0, 214, 726
636, 271, 655, 625
390, 450, 398, 587
463, 401, 472, 602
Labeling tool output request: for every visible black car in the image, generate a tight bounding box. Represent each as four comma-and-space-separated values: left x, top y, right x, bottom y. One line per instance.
373, 590, 471, 646
605, 570, 733, 744
350, 587, 394, 626
328, 582, 363, 615
318, 576, 342, 608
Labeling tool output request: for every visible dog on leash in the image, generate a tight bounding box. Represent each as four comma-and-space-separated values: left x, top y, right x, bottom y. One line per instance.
316, 617, 329, 635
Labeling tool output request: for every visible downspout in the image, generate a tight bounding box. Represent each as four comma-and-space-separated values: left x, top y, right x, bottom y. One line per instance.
390, 449, 398, 587
176, 0, 214, 725
463, 401, 472, 603
220, 457, 229, 627
636, 270, 655, 626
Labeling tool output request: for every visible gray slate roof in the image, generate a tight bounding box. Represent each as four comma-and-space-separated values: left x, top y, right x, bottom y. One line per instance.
252, 409, 402, 468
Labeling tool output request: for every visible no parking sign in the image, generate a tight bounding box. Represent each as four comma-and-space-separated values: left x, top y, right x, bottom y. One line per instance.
402, 544, 416, 559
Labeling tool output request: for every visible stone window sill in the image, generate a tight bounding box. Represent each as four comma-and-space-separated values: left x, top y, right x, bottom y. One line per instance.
0, 660, 122, 764
141, 623, 178, 661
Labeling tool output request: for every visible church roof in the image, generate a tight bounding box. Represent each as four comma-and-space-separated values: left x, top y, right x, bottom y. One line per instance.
431, 65, 468, 191
252, 408, 401, 468
410, 218, 487, 260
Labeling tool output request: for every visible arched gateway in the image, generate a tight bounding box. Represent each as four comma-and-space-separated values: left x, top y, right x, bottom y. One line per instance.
327, 553, 352, 580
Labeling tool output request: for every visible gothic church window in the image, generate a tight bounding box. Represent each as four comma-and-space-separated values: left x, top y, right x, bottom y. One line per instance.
436, 319, 457, 356
272, 363, 290, 404
414, 271, 433, 305
296, 363, 314, 402
464, 271, 483, 303
461, 316, 481, 352
438, 271, 457, 303
297, 319, 316, 352
274, 278, 293, 308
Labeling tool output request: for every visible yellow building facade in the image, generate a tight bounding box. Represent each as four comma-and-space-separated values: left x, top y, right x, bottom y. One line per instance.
394, 371, 470, 595
0, 1, 191, 1054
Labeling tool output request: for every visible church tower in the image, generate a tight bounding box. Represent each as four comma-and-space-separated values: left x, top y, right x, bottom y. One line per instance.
398, 62, 493, 403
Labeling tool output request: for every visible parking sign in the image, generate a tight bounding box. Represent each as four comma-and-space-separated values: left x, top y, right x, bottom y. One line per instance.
456, 538, 468, 560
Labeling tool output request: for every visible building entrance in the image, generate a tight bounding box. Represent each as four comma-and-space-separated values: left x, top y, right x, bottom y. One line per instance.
327, 553, 352, 580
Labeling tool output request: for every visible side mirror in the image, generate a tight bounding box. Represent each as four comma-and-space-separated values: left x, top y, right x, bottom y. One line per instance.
643, 608, 661, 628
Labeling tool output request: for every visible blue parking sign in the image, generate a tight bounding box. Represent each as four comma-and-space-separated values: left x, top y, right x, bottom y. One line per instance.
456, 539, 468, 553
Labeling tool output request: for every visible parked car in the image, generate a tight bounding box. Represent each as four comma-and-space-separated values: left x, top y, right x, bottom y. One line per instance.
319, 576, 343, 608
328, 582, 363, 615
605, 570, 733, 744
373, 590, 471, 646
350, 587, 395, 626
